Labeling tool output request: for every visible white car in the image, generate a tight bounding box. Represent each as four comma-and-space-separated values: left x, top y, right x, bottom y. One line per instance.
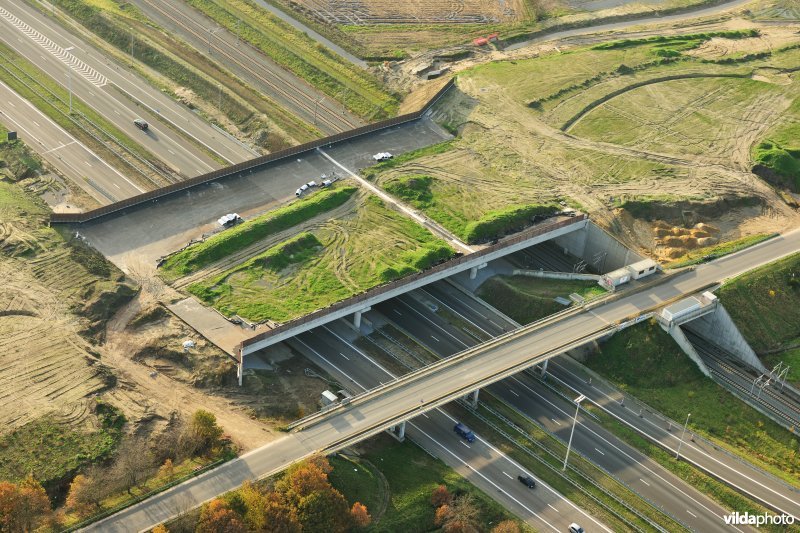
295, 188, 303, 197
372, 152, 393, 161
568, 524, 585, 533
306, 180, 318, 188
321, 179, 333, 188
217, 213, 242, 227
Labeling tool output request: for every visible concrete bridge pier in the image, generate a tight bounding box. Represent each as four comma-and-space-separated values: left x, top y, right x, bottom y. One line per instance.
464, 389, 480, 409
469, 263, 488, 280
353, 307, 371, 329
387, 421, 406, 442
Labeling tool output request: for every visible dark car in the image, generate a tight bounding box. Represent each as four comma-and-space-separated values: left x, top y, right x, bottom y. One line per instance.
518, 475, 536, 489
453, 422, 476, 443
133, 118, 149, 131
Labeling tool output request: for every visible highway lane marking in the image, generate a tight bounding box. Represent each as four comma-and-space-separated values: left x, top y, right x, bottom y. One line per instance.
551, 418, 560, 425
84, 161, 92, 167
687, 510, 697, 518
113, 109, 120, 115
594, 447, 605, 456
548, 504, 559, 513
459, 441, 470, 449
42, 141, 76, 154
407, 421, 560, 532
322, 325, 395, 379
393, 309, 402, 316
7, 101, 14, 107
339, 352, 350, 361
398, 295, 471, 349
640, 478, 650, 487
421, 413, 429, 419
33, 121, 39, 127
168, 149, 176, 155
114, 183, 120, 189
502, 472, 513, 479
434, 410, 612, 532
419, 287, 492, 338
509, 389, 519, 397
431, 335, 440, 342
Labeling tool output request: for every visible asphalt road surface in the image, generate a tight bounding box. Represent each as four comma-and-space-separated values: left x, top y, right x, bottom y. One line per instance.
0, 79, 143, 204
291, 324, 609, 533
380, 281, 744, 532
85, 228, 800, 532
0, 3, 251, 177
78, 118, 451, 270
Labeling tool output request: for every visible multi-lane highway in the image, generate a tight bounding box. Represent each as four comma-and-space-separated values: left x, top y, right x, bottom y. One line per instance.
378, 280, 743, 532
0, 2, 254, 180
85, 227, 800, 531
292, 324, 609, 532
132, 0, 363, 134
0, 79, 143, 204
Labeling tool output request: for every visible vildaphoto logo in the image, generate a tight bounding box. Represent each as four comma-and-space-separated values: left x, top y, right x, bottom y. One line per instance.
724, 512, 796, 526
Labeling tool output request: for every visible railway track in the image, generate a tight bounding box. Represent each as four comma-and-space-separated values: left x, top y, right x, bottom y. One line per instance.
685, 330, 800, 427
140, 0, 360, 134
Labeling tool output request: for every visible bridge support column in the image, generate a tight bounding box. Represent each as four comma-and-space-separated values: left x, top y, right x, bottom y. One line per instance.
469, 262, 488, 280
464, 389, 480, 409
237, 351, 244, 387
539, 359, 549, 377
387, 421, 406, 442
353, 307, 371, 329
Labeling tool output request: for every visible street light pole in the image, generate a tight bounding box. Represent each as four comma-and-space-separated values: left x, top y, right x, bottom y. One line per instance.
314, 96, 324, 125
563, 394, 585, 471
676, 413, 691, 460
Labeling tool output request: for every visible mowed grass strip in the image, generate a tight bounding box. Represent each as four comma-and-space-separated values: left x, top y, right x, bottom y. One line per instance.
187, 195, 454, 322
159, 186, 357, 281
586, 321, 800, 488
184, 0, 398, 119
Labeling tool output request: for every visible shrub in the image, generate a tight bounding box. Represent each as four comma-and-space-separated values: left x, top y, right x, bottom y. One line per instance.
462, 204, 558, 243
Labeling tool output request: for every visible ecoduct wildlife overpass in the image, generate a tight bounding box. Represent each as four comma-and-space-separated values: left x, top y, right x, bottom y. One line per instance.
86, 229, 800, 532
235, 214, 589, 382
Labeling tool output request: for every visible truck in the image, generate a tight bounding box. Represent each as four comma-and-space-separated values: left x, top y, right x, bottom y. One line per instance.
454, 422, 476, 443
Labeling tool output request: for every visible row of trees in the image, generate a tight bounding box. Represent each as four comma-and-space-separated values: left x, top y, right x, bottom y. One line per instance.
0, 409, 228, 531
66, 410, 227, 518
187, 456, 370, 533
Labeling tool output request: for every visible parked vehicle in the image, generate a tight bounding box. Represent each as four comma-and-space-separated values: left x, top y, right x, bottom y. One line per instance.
373, 152, 393, 161
133, 118, 148, 131
568, 524, 585, 533
518, 475, 536, 489
453, 422, 476, 443
321, 179, 333, 187
217, 213, 242, 228
295, 188, 303, 197
306, 180, 318, 188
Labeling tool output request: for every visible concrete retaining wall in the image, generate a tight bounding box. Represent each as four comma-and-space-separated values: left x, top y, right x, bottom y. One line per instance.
512, 269, 601, 281
553, 221, 644, 274
684, 304, 767, 372
670, 326, 712, 377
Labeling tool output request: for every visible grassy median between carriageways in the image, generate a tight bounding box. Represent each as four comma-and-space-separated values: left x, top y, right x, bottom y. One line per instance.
159, 186, 358, 281
187, 195, 454, 323
183, 0, 399, 120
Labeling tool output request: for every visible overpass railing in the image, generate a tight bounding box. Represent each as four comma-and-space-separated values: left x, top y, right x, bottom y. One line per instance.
240, 215, 587, 353
50, 78, 455, 225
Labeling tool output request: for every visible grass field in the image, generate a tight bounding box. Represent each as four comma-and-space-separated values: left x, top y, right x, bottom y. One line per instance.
0, 147, 135, 493
187, 194, 454, 322
477, 275, 605, 324
365, 31, 800, 260
752, 95, 800, 190
585, 321, 800, 487
340, 435, 520, 532
717, 251, 800, 353
184, 0, 399, 119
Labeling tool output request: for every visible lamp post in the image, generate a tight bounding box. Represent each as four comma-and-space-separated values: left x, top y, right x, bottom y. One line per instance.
64, 46, 75, 114
563, 394, 585, 471
313, 96, 324, 125
676, 413, 691, 460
